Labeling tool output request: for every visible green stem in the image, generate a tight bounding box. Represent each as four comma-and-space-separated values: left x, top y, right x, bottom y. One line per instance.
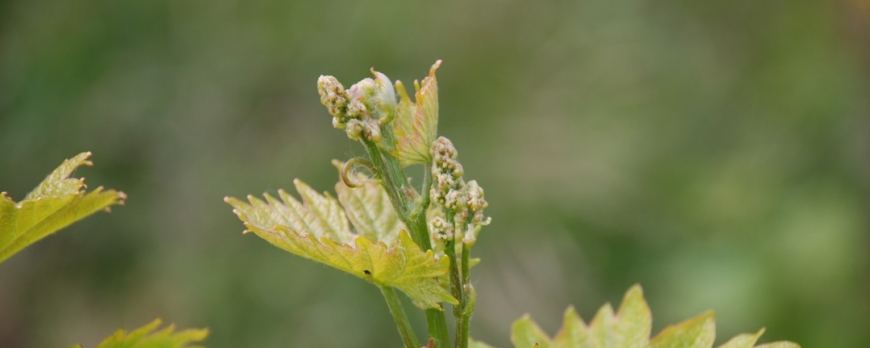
425, 308, 451, 348
362, 138, 450, 347
446, 240, 465, 348
363, 140, 410, 217
456, 244, 472, 348
381, 286, 420, 348
445, 211, 474, 348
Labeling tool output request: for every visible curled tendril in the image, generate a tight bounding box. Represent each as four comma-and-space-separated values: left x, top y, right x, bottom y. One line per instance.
337, 157, 377, 188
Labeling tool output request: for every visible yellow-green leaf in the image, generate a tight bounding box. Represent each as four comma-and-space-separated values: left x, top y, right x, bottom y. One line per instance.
513, 285, 650, 348
225, 178, 456, 309
589, 285, 651, 348
510, 285, 800, 348
72, 318, 208, 348
648, 311, 715, 348
0, 152, 126, 264
551, 307, 590, 348
717, 329, 764, 348
512, 314, 553, 348
754, 343, 800, 348
392, 60, 441, 167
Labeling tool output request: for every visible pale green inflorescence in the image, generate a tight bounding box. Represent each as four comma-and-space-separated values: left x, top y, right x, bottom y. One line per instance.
429, 136, 491, 250
317, 73, 391, 143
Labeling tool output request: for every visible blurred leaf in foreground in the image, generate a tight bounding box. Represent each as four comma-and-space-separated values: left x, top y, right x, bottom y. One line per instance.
510, 285, 800, 348
225, 164, 456, 309
0, 152, 126, 264
470, 338, 497, 348
72, 318, 208, 348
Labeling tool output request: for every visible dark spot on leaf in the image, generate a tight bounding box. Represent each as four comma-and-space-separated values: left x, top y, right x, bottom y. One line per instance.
364, 270, 371, 275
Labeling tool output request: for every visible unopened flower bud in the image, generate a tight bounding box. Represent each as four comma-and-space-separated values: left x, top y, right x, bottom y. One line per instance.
473, 210, 491, 225
364, 120, 382, 143
429, 216, 453, 241
348, 78, 378, 110
345, 119, 364, 141
466, 180, 487, 211
347, 99, 368, 118
444, 189, 467, 210
462, 229, 477, 246
432, 137, 458, 159
371, 70, 397, 121
451, 162, 464, 179
332, 117, 346, 129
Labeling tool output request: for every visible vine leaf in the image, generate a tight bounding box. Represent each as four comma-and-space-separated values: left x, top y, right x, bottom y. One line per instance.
391, 60, 440, 167
72, 318, 208, 348
648, 310, 714, 348
510, 285, 800, 348
718, 329, 765, 348
0, 152, 126, 264
754, 343, 800, 348
225, 176, 456, 309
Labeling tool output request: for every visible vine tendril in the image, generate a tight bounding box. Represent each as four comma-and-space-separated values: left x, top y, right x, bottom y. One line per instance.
338, 157, 377, 188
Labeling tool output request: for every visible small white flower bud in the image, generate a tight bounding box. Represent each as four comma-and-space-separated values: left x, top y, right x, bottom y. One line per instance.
444, 189, 467, 210
452, 162, 464, 179
345, 119, 364, 141
364, 120, 382, 143
473, 210, 491, 226
466, 180, 487, 211
346, 99, 368, 118
429, 216, 453, 241
462, 230, 477, 246
332, 117, 346, 129
348, 78, 378, 110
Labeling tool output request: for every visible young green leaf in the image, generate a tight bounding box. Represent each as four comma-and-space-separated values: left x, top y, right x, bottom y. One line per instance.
648, 311, 714, 348
72, 318, 208, 348
512, 285, 650, 348
0, 152, 126, 264
510, 285, 800, 348
717, 329, 764, 348
512, 314, 553, 348
225, 176, 456, 309
391, 60, 441, 167
753, 343, 800, 348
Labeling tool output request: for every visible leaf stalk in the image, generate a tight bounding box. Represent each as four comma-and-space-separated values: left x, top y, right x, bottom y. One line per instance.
380, 286, 420, 348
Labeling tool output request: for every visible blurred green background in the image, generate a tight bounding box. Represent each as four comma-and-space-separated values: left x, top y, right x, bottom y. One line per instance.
1, 0, 868, 347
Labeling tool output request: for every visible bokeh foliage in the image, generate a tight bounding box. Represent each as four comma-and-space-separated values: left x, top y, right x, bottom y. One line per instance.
0, 0, 867, 347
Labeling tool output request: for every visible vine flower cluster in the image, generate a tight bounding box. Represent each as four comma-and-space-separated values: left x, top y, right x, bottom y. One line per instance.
318, 75, 388, 142
429, 137, 490, 248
